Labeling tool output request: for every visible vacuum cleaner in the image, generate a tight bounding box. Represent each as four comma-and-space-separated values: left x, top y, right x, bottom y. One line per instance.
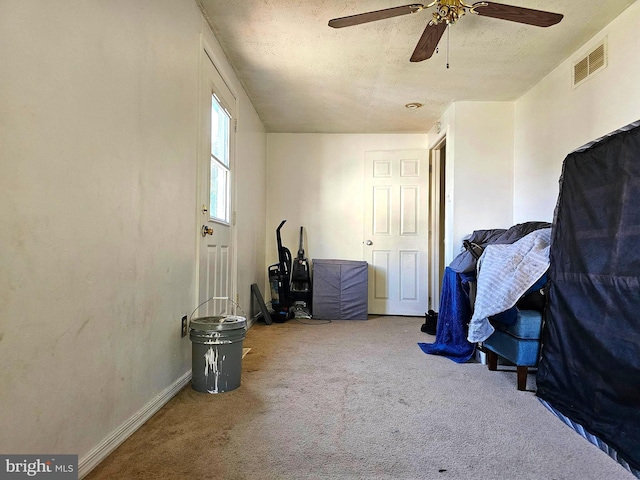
268, 221, 312, 321
289, 226, 312, 319
268, 220, 292, 322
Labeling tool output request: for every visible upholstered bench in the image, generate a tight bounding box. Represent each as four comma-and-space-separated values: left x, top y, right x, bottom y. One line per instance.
483, 309, 543, 391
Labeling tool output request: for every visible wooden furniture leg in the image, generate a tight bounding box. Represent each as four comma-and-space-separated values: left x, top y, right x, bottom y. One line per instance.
487, 350, 498, 371
517, 366, 528, 391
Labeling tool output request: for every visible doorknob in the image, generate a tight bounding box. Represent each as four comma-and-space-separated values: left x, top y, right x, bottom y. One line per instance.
365, 240, 373, 246
202, 225, 214, 237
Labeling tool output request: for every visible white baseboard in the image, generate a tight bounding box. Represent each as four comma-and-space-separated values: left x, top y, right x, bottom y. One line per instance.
246, 314, 258, 329
79, 371, 192, 479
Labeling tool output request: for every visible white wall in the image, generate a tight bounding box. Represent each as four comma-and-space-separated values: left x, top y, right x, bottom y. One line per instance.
236, 97, 268, 322
513, 1, 640, 222
430, 102, 515, 262
265, 134, 429, 274
0, 0, 266, 471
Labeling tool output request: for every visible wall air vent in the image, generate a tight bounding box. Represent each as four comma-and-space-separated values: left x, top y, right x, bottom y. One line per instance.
573, 39, 607, 88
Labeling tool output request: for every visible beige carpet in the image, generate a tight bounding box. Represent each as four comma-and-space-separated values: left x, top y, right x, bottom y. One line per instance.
85, 316, 635, 479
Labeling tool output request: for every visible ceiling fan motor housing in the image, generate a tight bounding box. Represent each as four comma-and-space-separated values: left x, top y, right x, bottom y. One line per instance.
433, 1, 466, 25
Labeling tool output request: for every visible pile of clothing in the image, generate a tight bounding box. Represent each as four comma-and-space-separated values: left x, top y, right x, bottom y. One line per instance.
419, 221, 551, 363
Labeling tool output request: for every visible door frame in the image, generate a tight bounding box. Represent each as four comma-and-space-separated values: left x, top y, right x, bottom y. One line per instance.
195, 34, 239, 315
428, 131, 447, 312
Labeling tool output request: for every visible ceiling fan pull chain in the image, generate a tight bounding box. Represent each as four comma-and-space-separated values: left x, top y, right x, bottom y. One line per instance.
446, 24, 450, 69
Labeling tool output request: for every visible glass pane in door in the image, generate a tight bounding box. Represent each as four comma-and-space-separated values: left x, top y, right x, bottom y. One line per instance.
210, 163, 228, 221
211, 94, 230, 166
210, 93, 231, 222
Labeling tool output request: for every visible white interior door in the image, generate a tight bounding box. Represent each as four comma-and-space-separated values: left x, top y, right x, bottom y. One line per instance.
364, 149, 430, 315
197, 50, 236, 317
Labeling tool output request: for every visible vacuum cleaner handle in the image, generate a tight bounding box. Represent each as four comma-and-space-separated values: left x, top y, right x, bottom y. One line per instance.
276, 220, 286, 258
297, 226, 305, 258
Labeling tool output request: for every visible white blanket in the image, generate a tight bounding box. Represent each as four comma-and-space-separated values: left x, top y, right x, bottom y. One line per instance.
467, 228, 551, 343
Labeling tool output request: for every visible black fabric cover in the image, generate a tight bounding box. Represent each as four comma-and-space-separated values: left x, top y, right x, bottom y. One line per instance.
536, 121, 640, 471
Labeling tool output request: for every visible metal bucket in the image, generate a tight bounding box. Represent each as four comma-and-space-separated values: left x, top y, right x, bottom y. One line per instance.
189, 315, 247, 393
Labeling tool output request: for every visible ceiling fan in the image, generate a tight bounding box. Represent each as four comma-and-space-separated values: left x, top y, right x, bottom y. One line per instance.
328, 1, 563, 63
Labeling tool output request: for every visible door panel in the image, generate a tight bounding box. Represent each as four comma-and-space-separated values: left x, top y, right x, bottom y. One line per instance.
364, 150, 429, 315
372, 250, 390, 301
400, 186, 419, 234
202, 242, 230, 316
373, 186, 391, 234
399, 250, 418, 301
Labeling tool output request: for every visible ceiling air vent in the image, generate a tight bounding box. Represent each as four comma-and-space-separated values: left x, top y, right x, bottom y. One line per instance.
573, 39, 607, 88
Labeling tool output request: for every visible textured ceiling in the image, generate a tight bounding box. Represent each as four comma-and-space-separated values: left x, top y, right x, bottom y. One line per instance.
198, 0, 636, 133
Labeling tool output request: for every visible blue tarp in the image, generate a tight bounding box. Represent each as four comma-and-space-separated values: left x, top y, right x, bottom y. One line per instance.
418, 267, 475, 363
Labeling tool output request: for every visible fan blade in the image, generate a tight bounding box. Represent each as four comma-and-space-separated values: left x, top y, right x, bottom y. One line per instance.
473, 2, 563, 27
328, 4, 423, 28
410, 22, 447, 62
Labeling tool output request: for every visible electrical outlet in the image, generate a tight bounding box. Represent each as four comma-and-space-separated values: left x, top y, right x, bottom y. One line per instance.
181, 316, 188, 338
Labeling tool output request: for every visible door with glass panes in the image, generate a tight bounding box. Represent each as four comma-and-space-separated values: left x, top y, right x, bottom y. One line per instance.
198, 51, 236, 316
